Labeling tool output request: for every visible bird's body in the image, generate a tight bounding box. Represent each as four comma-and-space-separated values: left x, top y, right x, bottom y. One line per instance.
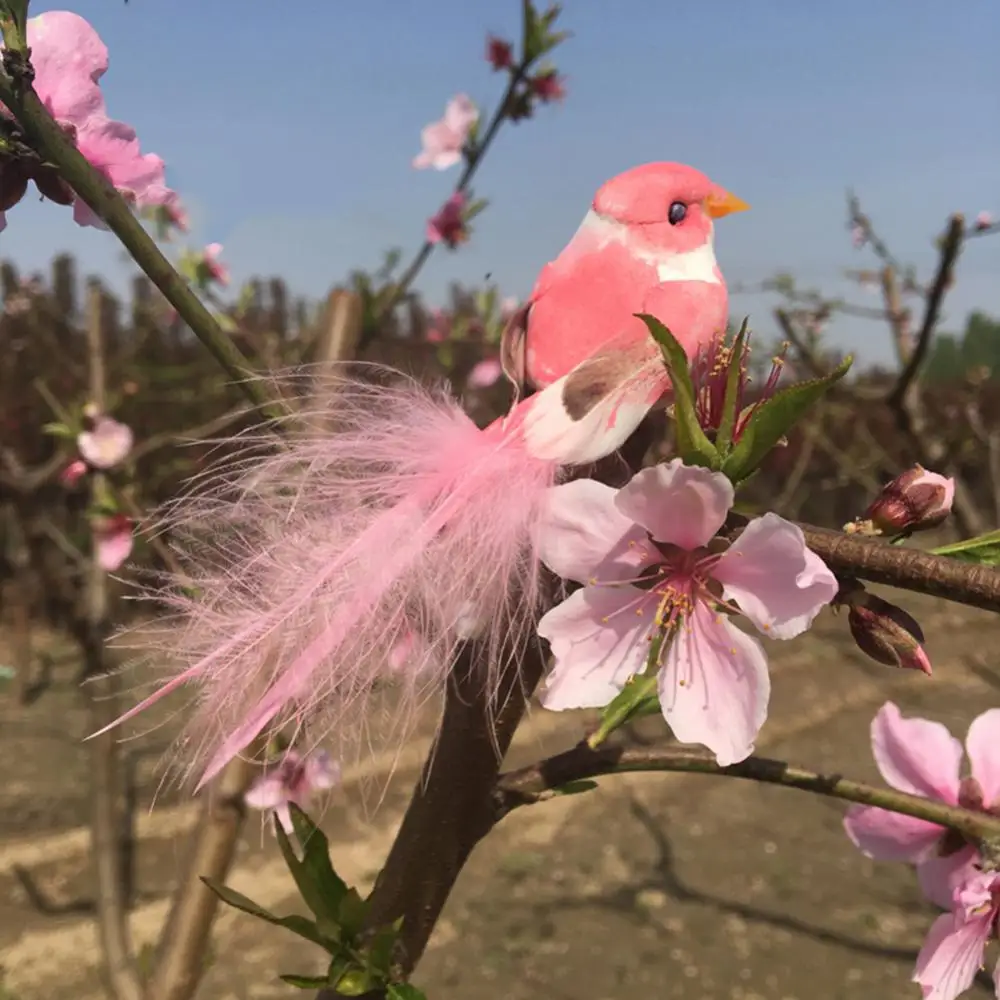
98, 162, 747, 787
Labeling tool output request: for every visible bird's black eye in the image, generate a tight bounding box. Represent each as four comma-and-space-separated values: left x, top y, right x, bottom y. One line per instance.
668, 201, 688, 225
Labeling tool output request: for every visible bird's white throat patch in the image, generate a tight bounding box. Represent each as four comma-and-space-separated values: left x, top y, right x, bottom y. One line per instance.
578, 210, 720, 285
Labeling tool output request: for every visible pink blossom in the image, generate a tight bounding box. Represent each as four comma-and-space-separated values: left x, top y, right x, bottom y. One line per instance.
974, 211, 994, 232
93, 514, 134, 571
199, 243, 230, 287
77, 415, 133, 469
426, 193, 468, 248
244, 749, 340, 835
413, 95, 479, 170
425, 308, 451, 343
536, 461, 838, 765
913, 868, 1000, 1000
10, 13, 174, 230
851, 223, 867, 249
60, 459, 88, 486
843, 702, 1000, 908
467, 357, 502, 388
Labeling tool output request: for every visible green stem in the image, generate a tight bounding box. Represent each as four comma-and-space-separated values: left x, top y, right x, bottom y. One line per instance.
497, 742, 1000, 848
0, 73, 285, 424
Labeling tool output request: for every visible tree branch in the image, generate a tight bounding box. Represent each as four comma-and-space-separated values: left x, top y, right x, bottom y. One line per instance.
888, 215, 965, 409
799, 523, 1000, 612
495, 742, 1000, 846
0, 73, 283, 423
80, 284, 144, 1000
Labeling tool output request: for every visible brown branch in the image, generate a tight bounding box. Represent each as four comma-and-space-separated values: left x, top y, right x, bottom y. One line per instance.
128, 404, 253, 464
888, 215, 965, 409
80, 283, 144, 1000
144, 759, 252, 1000
799, 524, 1000, 612
495, 742, 1000, 845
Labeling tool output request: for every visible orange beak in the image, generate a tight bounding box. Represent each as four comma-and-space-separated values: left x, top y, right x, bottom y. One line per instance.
705, 189, 750, 220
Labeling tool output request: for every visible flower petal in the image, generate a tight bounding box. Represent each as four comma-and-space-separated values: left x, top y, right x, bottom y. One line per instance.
965, 708, 1000, 807
615, 459, 733, 549
713, 513, 838, 639
274, 803, 294, 835
871, 702, 962, 801
918, 848, 981, 910
244, 774, 287, 810
538, 479, 652, 585
95, 523, 133, 571
843, 804, 945, 863
537, 586, 650, 710
27, 11, 108, 125
305, 750, 340, 792
659, 606, 770, 766
913, 910, 992, 1000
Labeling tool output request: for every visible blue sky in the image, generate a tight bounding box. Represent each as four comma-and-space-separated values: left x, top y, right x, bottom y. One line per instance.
5, 0, 998, 364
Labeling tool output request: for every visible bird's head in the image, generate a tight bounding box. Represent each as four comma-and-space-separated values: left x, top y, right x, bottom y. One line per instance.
592, 161, 748, 256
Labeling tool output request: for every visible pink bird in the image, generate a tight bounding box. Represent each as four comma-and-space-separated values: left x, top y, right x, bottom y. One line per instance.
96, 163, 748, 789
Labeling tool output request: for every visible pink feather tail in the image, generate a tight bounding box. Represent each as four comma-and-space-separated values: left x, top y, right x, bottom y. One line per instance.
102, 370, 558, 787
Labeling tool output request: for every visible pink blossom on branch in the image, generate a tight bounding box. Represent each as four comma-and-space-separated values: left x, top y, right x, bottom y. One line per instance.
536, 461, 838, 765
413, 94, 479, 170
843, 702, 1000, 908
426, 192, 469, 248
244, 749, 340, 836
529, 68, 566, 103
93, 513, 134, 571
77, 414, 133, 469
199, 243, 230, 287
2, 12, 175, 229
486, 36, 514, 71
60, 459, 88, 486
974, 211, 994, 232
913, 868, 1000, 1000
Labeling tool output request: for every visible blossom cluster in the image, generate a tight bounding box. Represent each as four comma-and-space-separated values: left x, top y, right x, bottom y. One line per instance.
0, 12, 174, 231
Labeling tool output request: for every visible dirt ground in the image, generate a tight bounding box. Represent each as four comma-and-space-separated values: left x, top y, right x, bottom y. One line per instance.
1, 588, 999, 1000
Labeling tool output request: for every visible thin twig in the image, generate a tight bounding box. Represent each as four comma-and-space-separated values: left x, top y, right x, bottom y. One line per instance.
495, 742, 1000, 845
80, 284, 144, 1000
888, 215, 965, 409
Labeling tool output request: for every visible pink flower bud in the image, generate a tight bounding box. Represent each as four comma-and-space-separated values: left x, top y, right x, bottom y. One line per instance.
862, 465, 955, 534
974, 211, 993, 232
426, 192, 469, 248
486, 35, 514, 71
529, 68, 566, 103
847, 593, 931, 675
60, 459, 88, 486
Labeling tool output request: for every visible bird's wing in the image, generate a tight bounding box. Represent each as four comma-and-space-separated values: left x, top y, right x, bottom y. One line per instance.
508, 333, 668, 466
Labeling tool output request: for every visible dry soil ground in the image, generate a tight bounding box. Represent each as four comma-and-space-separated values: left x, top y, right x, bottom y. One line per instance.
1, 589, 999, 1000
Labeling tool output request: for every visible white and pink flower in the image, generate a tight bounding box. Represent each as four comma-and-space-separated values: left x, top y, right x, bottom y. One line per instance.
536, 460, 838, 765
413, 94, 478, 170
244, 749, 340, 835
844, 702, 1000, 908
77, 415, 133, 469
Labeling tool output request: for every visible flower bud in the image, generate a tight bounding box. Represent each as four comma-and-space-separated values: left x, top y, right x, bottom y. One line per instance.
486, 35, 514, 71
847, 593, 931, 675
860, 465, 955, 535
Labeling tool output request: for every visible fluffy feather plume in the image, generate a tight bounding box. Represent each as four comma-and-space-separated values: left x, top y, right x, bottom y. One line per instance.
105, 368, 558, 789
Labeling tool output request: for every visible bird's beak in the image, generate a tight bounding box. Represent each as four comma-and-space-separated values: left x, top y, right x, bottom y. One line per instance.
705, 189, 750, 219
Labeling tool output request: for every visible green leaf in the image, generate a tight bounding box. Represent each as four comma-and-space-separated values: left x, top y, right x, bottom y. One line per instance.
636, 313, 719, 469
279, 974, 331, 990
931, 529, 1000, 566
337, 887, 369, 940
275, 805, 348, 934
713, 319, 749, 455
333, 968, 374, 996
41, 421, 76, 439
388, 984, 428, 1000
551, 779, 599, 796
199, 878, 327, 949
587, 674, 658, 748
722, 355, 852, 483
366, 923, 400, 977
